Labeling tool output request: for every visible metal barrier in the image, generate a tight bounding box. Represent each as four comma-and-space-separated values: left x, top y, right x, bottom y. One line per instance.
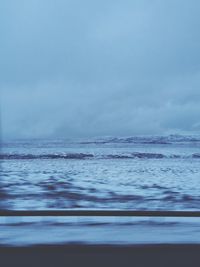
0, 210, 200, 217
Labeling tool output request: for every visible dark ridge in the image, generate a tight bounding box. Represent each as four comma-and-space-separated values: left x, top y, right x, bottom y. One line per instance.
169, 155, 182, 159
79, 138, 170, 145
108, 192, 144, 202
104, 153, 165, 159
161, 193, 200, 203
181, 194, 199, 202
77, 134, 200, 145
105, 155, 133, 159
0, 153, 94, 160
140, 141, 171, 144
0, 220, 179, 227
162, 195, 178, 201
0, 188, 8, 200
163, 190, 179, 195
1, 152, 200, 160
79, 141, 108, 145
141, 184, 170, 190
131, 152, 165, 159
192, 154, 200, 158
42, 189, 144, 204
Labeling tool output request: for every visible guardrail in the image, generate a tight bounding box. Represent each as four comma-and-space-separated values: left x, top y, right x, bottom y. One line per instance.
0, 210, 200, 217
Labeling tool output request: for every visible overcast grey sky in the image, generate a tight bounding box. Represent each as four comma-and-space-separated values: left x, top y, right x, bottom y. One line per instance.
1, 0, 200, 139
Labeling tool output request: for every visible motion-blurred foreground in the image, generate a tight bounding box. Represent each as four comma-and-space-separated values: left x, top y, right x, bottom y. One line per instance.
1, 135, 200, 245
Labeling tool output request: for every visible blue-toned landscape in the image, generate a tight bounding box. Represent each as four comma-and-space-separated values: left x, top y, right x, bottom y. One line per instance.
1, 135, 200, 245
1, 1, 200, 264
1, 135, 200, 211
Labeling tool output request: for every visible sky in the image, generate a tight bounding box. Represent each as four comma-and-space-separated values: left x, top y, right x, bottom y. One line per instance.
1, 0, 200, 139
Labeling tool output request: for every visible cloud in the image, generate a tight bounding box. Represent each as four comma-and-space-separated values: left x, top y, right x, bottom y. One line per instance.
1, 0, 200, 139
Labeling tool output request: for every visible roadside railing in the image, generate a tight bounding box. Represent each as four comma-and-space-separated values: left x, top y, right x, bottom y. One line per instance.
0, 210, 200, 217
